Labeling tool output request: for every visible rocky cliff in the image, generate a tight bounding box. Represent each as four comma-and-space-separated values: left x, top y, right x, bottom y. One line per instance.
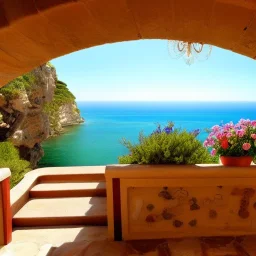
0, 63, 83, 168
59, 103, 83, 127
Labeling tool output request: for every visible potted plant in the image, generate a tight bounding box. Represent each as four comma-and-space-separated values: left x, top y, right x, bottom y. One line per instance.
119, 122, 214, 164
204, 119, 256, 167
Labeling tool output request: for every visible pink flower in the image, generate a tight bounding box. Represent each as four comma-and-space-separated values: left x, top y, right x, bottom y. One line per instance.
203, 138, 215, 147
242, 143, 251, 151
211, 149, 216, 156
251, 120, 256, 127
216, 133, 223, 140
240, 125, 247, 130
236, 129, 245, 138
209, 132, 215, 136
239, 119, 251, 126
223, 122, 234, 132
211, 125, 220, 132
226, 132, 232, 138
251, 134, 256, 140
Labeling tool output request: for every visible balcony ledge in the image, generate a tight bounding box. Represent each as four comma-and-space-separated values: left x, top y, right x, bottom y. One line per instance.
0, 168, 11, 182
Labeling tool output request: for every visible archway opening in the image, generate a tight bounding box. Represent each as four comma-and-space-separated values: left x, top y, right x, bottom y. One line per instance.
0, 0, 256, 86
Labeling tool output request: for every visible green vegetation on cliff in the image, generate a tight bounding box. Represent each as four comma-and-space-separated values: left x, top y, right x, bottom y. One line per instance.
0, 62, 80, 188
0, 73, 35, 100
54, 80, 76, 105
0, 142, 31, 188
46, 62, 56, 70
43, 80, 77, 133
0, 72, 35, 188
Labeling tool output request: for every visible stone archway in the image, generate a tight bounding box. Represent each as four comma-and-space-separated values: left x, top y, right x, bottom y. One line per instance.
0, 0, 256, 86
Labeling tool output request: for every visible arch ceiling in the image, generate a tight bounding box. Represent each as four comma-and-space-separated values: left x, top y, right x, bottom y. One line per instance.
0, 0, 256, 86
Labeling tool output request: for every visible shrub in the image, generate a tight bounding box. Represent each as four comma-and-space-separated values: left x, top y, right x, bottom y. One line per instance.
43, 101, 62, 133
0, 72, 35, 100
46, 62, 56, 69
43, 80, 76, 133
54, 80, 76, 105
119, 123, 216, 164
0, 142, 31, 188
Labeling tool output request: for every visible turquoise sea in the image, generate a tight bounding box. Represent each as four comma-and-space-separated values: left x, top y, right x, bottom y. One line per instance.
39, 102, 256, 167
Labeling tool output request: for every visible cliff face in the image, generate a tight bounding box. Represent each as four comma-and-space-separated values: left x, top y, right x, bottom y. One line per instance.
0, 64, 83, 168
45, 79, 84, 136
59, 103, 83, 127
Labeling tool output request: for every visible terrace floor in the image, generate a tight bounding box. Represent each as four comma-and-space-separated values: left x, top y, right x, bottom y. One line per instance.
1, 226, 256, 255
2, 166, 256, 255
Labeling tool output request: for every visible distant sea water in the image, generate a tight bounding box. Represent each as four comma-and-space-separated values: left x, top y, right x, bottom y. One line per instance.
39, 101, 256, 167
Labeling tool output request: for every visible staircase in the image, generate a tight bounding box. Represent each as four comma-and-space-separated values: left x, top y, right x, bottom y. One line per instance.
12, 173, 107, 227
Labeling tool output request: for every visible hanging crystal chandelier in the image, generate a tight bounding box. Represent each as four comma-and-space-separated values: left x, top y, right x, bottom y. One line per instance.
168, 40, 212, 65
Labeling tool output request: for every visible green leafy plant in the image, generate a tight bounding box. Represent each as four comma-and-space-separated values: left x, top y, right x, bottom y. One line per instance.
119, 122, 215, 164
46, 62, 56, 69
0, 141, 31, 188
43, 102, 61, 133
43, 80, 77, 133
53, 80, 76, 105
0, 72, 36, 100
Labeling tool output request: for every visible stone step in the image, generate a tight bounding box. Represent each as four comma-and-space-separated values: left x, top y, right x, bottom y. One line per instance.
30, 182, 106, 198
13, 197, 107, 227
38, 173, 105, 183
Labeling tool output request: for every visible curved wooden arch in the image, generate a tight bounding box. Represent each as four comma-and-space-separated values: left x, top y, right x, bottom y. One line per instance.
0, 0, 256, 86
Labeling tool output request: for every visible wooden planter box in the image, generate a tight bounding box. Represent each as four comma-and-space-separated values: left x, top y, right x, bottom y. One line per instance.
106, 164, 256, 241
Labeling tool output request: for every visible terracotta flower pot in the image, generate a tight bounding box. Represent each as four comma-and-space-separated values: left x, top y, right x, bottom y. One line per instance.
220, 156, 253, 167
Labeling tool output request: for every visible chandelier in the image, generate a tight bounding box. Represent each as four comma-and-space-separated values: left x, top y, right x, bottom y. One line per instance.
168, 40, 212, 65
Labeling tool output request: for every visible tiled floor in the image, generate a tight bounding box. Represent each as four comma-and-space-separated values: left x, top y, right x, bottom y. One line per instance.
0, 226, 107, 256
48, 236, 256, 256
1, 226, 256, 256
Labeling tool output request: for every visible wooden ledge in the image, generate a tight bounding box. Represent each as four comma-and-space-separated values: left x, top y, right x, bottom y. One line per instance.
105, 164, 256, 179
0, 169, 11, 183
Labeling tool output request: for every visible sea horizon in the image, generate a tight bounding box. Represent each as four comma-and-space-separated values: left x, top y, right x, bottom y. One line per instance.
76, 100, 256, 103
39, 101, 256, 167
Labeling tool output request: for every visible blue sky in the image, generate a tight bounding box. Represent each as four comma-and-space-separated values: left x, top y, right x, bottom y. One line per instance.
51, 39, 256, 102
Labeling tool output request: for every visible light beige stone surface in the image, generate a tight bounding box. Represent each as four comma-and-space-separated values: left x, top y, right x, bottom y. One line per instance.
14, 197, 106, 218
0, 168, 11, 182
37, 244, 52, 256
0, 226, 107, 256
30, 182, 106, 192
11, 166, 106, 216
1, 227, 256, 256
0, 242, 39, 256
12, 226, 108, 246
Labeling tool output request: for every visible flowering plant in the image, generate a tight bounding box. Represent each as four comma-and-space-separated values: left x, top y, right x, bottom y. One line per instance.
204, 119, 256, 157
119, 122, 212, 164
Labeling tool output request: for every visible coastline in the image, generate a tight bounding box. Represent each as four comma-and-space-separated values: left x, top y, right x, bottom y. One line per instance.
39, 101, 256, 168
47, 118, 85, 139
